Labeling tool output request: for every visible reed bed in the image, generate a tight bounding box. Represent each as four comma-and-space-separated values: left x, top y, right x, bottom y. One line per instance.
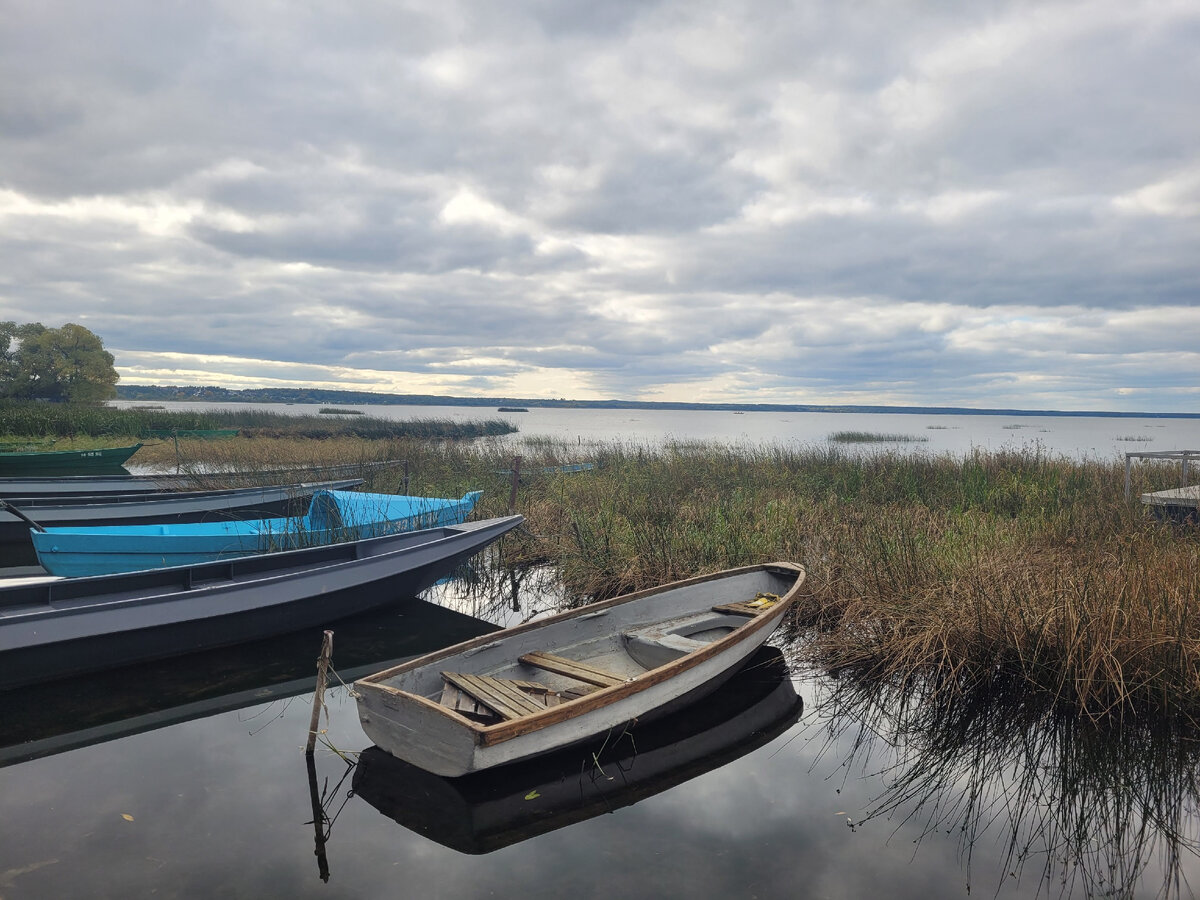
0, 401, 514, 441
827, 430, 929, 443
482, 441, 1200, 722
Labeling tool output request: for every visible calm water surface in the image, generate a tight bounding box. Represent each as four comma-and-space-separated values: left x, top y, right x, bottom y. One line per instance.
3, 570, 1198, 899
113, 401, 1200, 460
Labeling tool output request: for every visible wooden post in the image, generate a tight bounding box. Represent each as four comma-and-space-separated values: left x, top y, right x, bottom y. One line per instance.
1125, 454, 1133, 502
402, 460, 410, 495
1183, 454, 1190, 487
305, 630, 334, 755
508, 456, 522, 514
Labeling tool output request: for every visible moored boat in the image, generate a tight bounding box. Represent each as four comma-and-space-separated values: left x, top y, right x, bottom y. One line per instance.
354, 562, 805, 776
0, 459, 407, 499
0, 479, 364, 567
0, 443, 143, 475
353, 645, 801, 853
0, 514, 522, 689
30, 489, 483, 577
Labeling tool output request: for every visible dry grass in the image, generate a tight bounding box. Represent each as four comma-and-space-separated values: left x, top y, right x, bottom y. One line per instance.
495, 441, 1200, 721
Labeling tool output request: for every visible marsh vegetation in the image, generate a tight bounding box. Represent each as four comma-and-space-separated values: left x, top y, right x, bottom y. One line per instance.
6, 402, 1199, 725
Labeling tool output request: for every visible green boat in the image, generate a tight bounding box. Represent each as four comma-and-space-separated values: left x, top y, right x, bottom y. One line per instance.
0, 443, 143, 475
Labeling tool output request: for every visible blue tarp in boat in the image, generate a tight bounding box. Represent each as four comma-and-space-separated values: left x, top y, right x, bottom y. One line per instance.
31, 489, 483, 577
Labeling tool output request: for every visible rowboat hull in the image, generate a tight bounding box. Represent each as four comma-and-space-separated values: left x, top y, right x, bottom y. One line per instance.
354, 562, 804, 776
353, 646, 802, 854
30, 490, 482, 576
0, 443, 143, 475
0, 479, 364, 567
0, 515, 521, 689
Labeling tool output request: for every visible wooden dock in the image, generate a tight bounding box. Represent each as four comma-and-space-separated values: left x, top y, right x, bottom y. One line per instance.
1127, 450, 1200, 521
1140, 485, 1200, 522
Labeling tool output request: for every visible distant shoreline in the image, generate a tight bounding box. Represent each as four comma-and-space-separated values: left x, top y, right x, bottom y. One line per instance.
114, 385, 1200, 420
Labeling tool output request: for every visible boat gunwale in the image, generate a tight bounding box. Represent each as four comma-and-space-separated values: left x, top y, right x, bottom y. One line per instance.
355, 561, 805, 747
1, 478, 365, 512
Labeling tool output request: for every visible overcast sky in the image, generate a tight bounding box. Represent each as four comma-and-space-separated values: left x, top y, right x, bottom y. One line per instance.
1, 1, 1197, 411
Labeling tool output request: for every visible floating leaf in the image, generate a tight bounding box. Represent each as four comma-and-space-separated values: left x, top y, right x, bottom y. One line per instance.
524, 790, 541, 801
121, 814, 134, 822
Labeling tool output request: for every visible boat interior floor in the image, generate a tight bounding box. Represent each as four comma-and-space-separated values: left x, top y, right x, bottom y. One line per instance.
434, 598, 780, 725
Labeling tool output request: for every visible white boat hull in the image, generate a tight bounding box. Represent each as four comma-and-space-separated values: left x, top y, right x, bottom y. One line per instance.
355, 562, 804, 776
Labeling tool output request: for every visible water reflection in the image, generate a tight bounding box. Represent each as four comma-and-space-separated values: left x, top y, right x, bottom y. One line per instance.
352, 647, 802, 855
0, 595, 498, 767
5, 559, 1200, 898
806, 671, 1200, 898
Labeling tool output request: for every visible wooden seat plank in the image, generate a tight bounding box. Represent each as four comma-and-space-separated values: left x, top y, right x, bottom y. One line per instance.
518, 651, 625, 687
441, 671, 549, 720
713, 597, 778, 617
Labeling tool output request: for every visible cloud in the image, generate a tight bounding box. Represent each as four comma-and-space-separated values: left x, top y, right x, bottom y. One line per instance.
1, 0, 1197, 410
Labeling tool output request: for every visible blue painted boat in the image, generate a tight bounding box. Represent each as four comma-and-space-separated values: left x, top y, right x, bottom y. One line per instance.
30, 489, 483, 577
0, 514, 522, 689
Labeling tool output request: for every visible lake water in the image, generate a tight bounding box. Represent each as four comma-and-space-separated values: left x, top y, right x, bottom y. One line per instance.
112, 400, 1200, 461
3, 567, 1197, 899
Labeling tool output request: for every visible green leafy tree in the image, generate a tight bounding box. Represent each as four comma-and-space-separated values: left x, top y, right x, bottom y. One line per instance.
0, 322, 119, 402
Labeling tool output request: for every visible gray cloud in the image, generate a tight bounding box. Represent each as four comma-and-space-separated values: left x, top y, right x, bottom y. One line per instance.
0, 0, 1197, 410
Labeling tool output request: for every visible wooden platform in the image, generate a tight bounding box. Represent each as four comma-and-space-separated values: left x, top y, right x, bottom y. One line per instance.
1140, 485, 1200, 522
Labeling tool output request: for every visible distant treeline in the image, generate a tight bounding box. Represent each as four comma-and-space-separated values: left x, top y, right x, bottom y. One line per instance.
115, 384, 1200, 419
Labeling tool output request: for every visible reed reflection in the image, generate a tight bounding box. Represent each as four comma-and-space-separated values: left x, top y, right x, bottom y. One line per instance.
807, 671, 1200, 898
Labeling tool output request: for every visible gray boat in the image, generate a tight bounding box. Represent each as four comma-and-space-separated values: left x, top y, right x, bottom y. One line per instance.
0, 479, 363, 566
0, 514, 522, 689
355, 562, 804, 776
353, 646, 803, 854
0, 459, 405, 499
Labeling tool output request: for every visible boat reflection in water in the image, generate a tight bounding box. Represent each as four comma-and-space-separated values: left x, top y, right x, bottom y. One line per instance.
0, 595, 500, 768
352, 646, 802, 854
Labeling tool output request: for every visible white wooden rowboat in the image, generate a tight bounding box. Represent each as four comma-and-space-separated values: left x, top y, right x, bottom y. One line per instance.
353, 562, 805, 776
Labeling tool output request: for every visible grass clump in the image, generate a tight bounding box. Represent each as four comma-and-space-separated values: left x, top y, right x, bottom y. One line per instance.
828, 431, 929, 443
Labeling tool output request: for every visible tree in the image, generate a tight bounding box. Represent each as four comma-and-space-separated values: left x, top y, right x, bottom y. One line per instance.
0, 322, 119, 402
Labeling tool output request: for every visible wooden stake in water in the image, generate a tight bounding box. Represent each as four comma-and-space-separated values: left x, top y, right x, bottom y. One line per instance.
305, 630, 334, 755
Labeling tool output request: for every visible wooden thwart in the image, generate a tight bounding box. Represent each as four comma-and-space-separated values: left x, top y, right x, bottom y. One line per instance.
518, 651, 625, 687
713, 600, 771, 616
441, 672, 551, 721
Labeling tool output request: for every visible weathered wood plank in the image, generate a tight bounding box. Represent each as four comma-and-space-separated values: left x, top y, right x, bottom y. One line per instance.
441, 671, 548, 720
713, 593, 781, 617
518, 651, 625, 687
